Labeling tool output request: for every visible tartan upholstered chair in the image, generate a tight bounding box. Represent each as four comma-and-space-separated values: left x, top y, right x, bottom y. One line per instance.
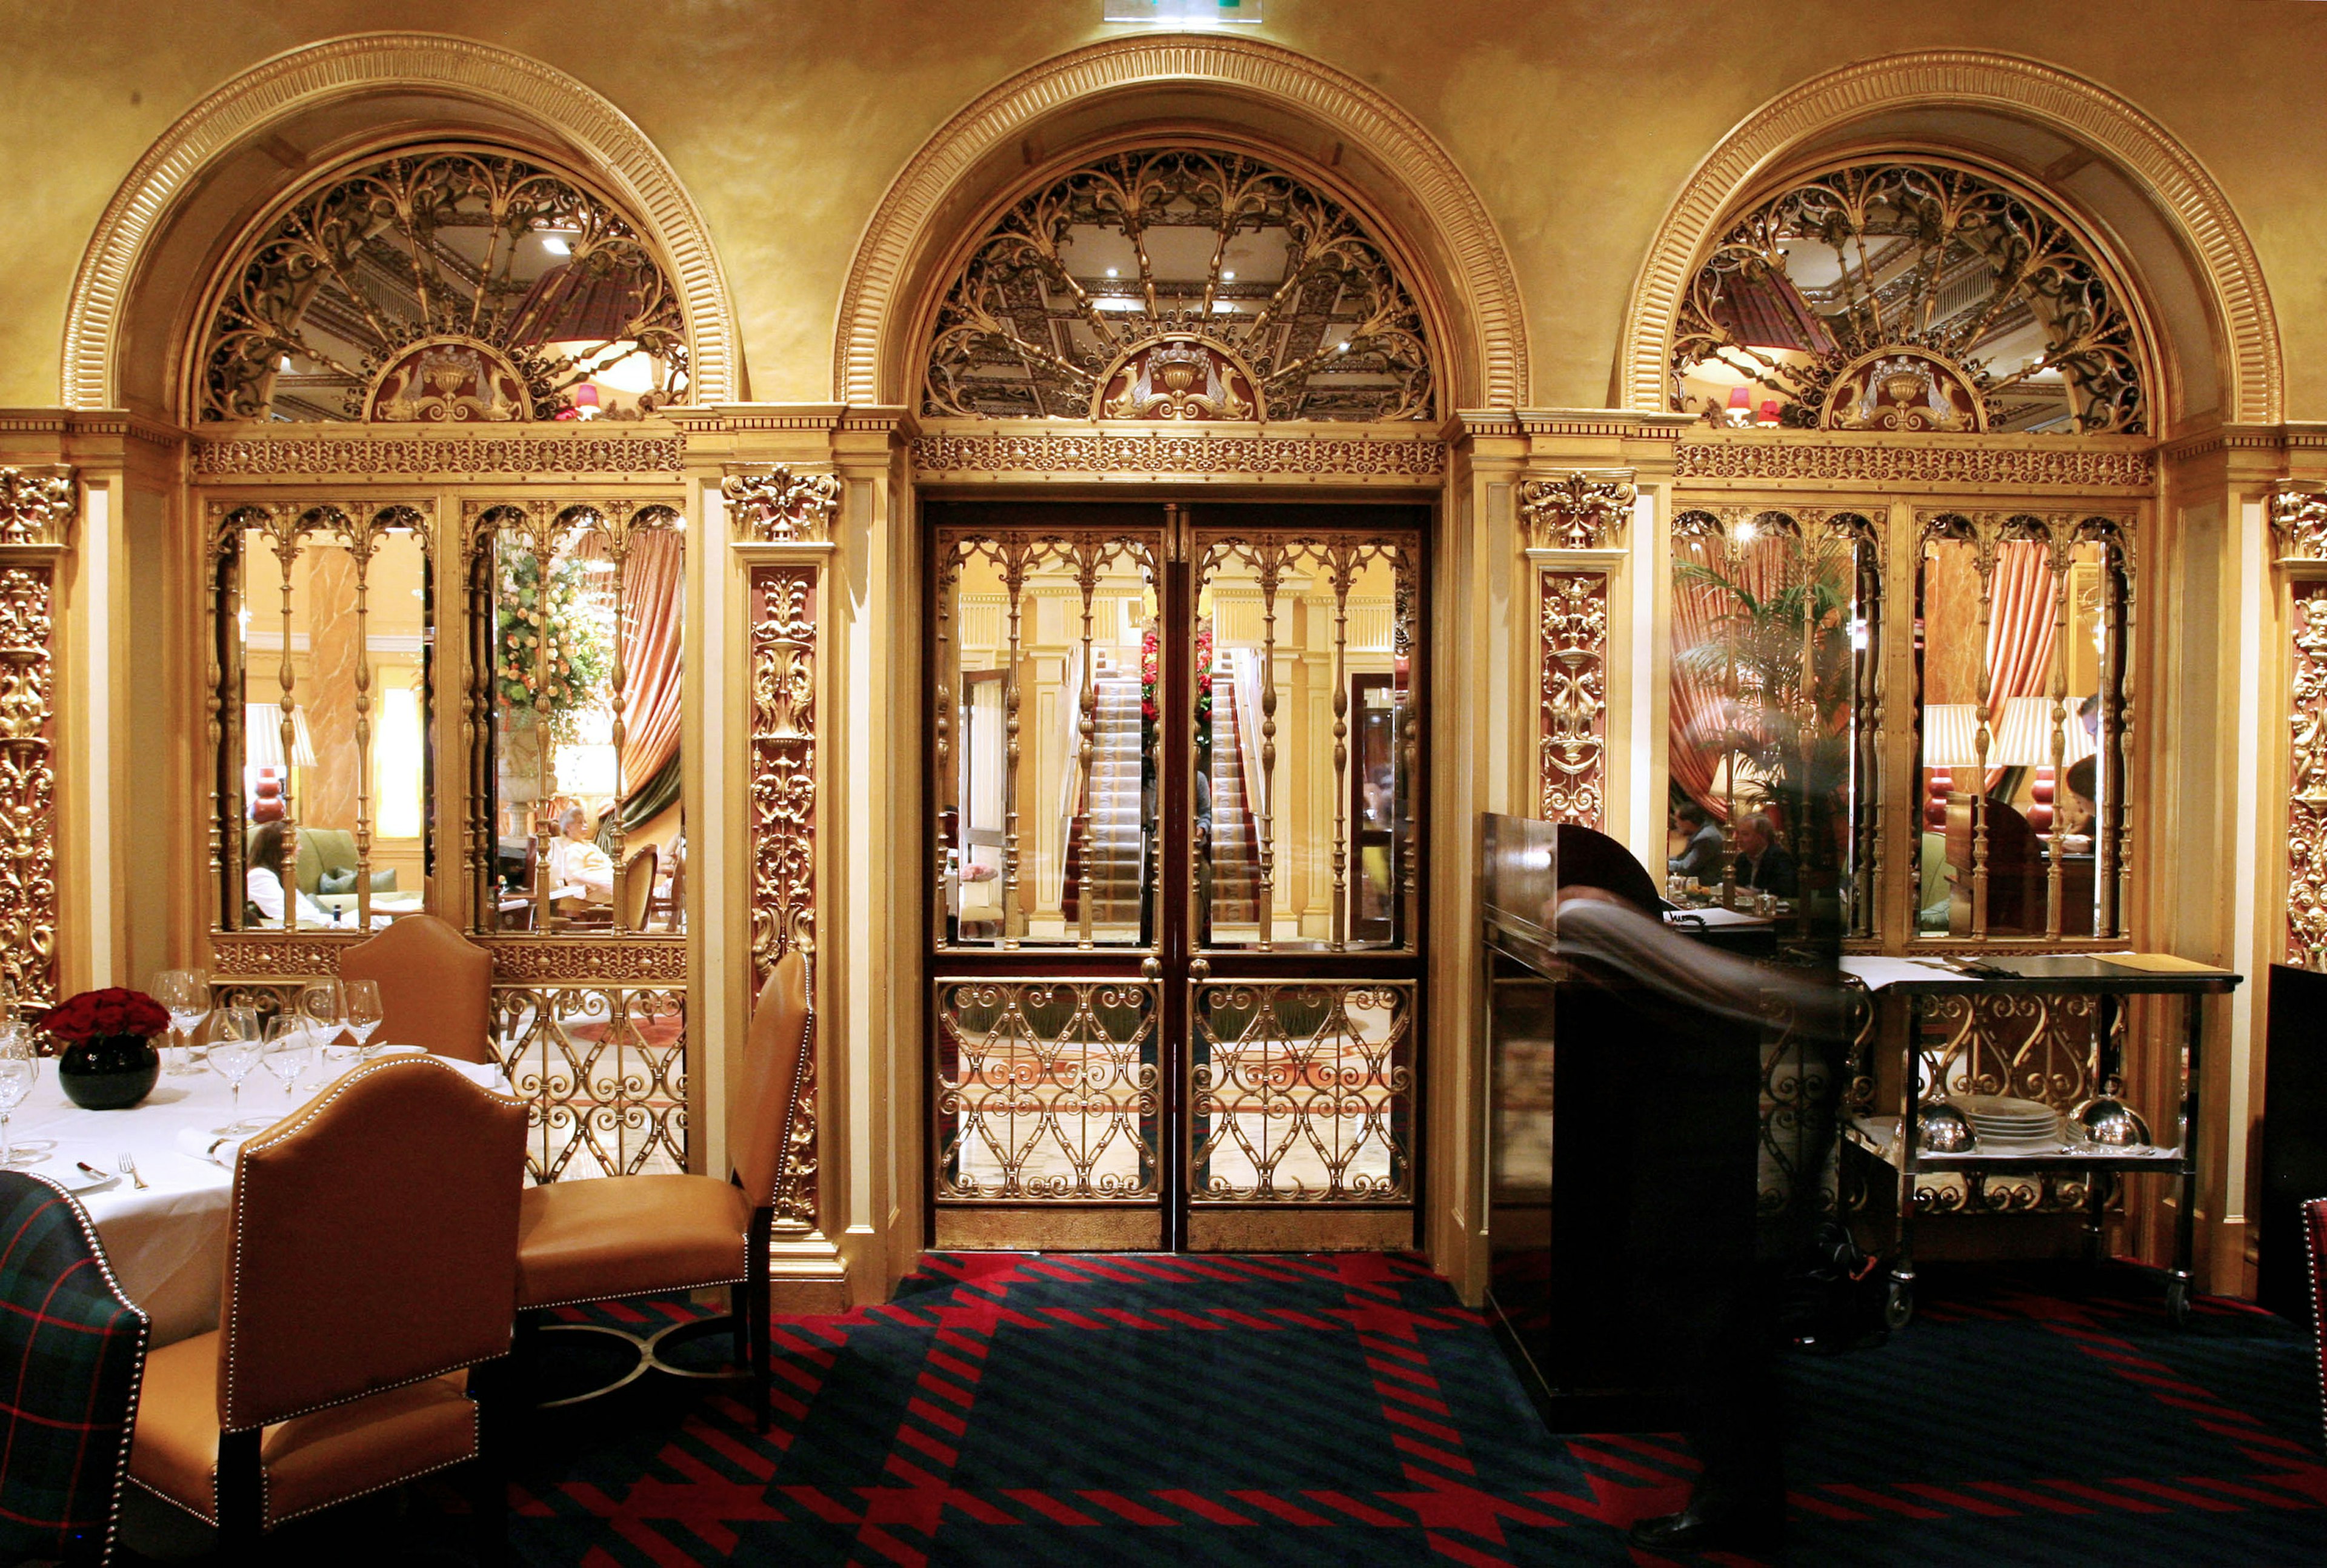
0, 1170, 150, 1567
514, 950, 810, 1429
2308, 1197, 2326, 1454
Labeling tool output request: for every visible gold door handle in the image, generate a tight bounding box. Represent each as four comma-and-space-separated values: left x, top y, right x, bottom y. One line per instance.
1188, 957, 1211, 979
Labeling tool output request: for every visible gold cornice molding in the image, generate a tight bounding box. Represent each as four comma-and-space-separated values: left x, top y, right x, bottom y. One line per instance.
190, 426, 685, 479
1673, 431, 2156, 491
62, 32, 739, 411
1618, 49, 2281, 427
833, 34, 1527, 411
908, 422, 1446, 483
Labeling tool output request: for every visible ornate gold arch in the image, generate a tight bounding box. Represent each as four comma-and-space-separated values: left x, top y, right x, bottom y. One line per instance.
1617, 49, 2281, 426
833, 35, 1528, 411
61, 31, 741, 411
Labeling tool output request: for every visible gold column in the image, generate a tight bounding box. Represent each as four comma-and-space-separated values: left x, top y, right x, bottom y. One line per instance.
0, 468, 74, 1008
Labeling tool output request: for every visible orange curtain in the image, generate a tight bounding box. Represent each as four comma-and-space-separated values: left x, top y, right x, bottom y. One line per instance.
1980, 540, 2058, 786
618, 528, 685, 798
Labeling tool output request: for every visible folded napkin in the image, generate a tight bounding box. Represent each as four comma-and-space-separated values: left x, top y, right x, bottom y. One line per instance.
436, 1057, 507, 1090
175, 1127, 250, 1166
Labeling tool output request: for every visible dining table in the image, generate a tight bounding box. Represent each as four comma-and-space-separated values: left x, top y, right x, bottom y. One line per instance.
8, 1042, 507, 1346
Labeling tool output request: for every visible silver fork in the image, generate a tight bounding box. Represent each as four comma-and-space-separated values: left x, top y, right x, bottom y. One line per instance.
118, 1152, 148, 1190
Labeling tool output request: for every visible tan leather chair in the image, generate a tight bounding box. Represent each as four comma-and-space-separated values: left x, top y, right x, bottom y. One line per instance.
339, 912, 496, 1064
514, 950, 810, 1429
128, 1056, 526, 1555
562, 845, 658, 932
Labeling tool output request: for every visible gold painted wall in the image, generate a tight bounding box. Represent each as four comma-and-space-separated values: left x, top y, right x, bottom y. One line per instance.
5, 0, 2327, 416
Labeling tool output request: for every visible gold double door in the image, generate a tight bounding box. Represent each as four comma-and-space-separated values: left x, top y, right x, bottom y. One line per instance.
928, 500, 1428, 1251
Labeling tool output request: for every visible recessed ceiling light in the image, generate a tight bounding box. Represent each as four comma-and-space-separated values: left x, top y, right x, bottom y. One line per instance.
541, 233, 571, 256
1222, 270, 1236, 281
1105, 267, 1119, 277
1336, 341, 1351, 353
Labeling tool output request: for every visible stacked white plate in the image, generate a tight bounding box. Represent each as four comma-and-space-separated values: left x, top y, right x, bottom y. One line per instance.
1956, 1094, 2063, 1151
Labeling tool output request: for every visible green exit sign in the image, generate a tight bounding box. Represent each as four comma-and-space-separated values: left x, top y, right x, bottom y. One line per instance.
1105, 1, 1265, 23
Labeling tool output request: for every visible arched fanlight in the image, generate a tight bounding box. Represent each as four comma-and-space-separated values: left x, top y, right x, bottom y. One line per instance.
198, 145, 689, 422
1673, 161, 2147, 436
923, 149, 1435, 424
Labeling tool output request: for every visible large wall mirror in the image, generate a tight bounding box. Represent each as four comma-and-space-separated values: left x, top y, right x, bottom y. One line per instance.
210, 504, 434, 931
468, 502, 687, 935
1914, 513, 2132, 942
1668, 507, 1881, 938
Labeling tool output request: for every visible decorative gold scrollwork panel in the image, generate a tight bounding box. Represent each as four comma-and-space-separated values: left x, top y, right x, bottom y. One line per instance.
934, 977, 1160, 1203
1190, 979, 1413, 1205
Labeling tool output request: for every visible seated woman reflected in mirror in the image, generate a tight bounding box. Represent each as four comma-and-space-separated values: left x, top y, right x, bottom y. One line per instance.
550, 804, 616, 906
242, 821, 393, 930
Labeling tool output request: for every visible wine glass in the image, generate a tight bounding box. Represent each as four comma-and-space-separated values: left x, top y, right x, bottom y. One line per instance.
209, 1011, 268, 1134
262, 1014, 316, 1100
155, 968, 212, 1077
301, 980, 350, 1063
0, 1028, 39, 1168
343, 978, 385, 1060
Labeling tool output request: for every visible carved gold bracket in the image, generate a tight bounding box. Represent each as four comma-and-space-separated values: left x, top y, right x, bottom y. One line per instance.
0, 467, 76, 1006
726, 466, 842, 546
750, 565, 820, 1229
1520, 469, 1635, 551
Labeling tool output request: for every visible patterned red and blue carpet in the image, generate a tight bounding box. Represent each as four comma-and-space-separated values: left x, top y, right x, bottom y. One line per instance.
117, 1252, 2323, 1566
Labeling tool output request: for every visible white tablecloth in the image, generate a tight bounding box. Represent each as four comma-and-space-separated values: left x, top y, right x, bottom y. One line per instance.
8, 1046, 504, 1346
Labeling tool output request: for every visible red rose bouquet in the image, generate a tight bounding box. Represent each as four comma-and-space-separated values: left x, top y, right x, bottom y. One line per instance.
41, 986, 171, 1045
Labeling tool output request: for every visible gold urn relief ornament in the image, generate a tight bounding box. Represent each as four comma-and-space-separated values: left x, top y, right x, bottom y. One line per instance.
365, 338, 530, 422
1096, 337, 1261, 422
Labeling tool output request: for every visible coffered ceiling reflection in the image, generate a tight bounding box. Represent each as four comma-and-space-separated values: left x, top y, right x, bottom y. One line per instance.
924, 149, 1434, 422
1674, 161, 2147, 435
198, 145, 689, 424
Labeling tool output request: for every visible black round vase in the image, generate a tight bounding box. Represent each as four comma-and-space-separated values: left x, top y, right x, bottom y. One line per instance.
58, 1033, 160, 1110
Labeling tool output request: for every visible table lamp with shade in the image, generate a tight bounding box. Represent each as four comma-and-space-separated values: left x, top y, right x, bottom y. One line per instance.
1991, 696, 2099, 835
1989, 695, 2098, 770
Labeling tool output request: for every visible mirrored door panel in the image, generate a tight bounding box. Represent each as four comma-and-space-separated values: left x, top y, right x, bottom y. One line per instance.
1191, 531, 1420, 952
930, 502, 1428, 1254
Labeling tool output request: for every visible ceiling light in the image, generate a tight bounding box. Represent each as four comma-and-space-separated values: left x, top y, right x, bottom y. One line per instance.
1105, 267, 1119, 277
541, 233, 572, 256
1336, 341, 1350, 353
1210, 300, 1236, 313
1222, 270, 1236, 281
276, 355, 292, 372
